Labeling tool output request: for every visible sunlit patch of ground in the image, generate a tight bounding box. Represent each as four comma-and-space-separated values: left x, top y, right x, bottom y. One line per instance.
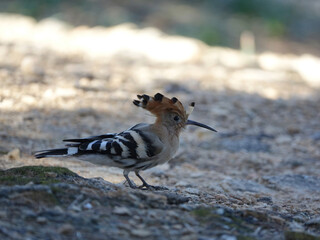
0, 14, 320, 225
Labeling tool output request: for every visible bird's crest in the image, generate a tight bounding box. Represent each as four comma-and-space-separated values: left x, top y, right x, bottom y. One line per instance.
133, 93, 194, 120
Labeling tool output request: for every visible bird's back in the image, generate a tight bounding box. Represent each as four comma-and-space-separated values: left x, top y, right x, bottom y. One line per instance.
34, 93, 216, 189
35, 122, 179, 171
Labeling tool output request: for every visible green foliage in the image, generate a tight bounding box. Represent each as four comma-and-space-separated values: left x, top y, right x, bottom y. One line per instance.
266, 20, 286, 37
21, 191, 59, 205
0, 166, 77, 186
192, 207, 255, 239
4, 0, 63, 19
228, 0, 292, 38
285, 231, 320, 240
230, 0, 262, 17
200, 29, 222, 46
229, 0, 291, 21
192, 208, 212, 218
0, 0, 316, 48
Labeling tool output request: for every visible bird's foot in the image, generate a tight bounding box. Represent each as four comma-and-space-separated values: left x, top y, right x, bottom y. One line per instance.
124, 180, 138, 189
138, 183, 168, 191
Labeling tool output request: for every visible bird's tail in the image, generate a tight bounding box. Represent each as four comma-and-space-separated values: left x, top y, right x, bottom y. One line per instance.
34, 147, 78, 159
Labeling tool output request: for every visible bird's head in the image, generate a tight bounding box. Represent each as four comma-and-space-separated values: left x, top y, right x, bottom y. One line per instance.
133, 93, 217, 134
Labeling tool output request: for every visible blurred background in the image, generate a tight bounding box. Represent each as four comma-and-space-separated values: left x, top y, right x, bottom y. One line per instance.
0, 0, 320, 218
1, 0, 320, 55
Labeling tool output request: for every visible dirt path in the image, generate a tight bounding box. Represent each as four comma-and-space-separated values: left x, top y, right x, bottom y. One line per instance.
0, 14, 320, 239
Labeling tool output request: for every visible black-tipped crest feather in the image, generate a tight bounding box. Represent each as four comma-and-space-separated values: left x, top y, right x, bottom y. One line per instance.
133, 100, 140, 106
171, 97, 178, 103
154, 93, 163, 101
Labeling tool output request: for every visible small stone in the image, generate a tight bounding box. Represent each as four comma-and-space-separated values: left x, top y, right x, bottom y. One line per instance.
287, 126, 300, 135
0, 211, 7, 218
167, 210, 180, 218
257, 196, 273, 204
147, 211, 158, 219
185, 188, 200, 195
306, 217, 320, 227
179, 204, 195, 211
77, 108, 96, 117
83, 202, 92, 210
272, 205, 280, 211
219, 135, 270, 152
139, 191, 167, 207
311, 132, 320, 141
91, 200, 101, 207
288, 221, 304, 231
212, 107, 229, 117
270, 215, 285, 225
159, 192, 190, 205
165, 83, 191, 94
216, 208, 225, 215
58, 223, 74, 235
220, 234, 237, 240
20, 56, 42, 75
172, 224, 183, 230
190, 172, 203, 178
275, 135, 291, 144
215, 194, 228, 201
131, 229, 151, 238
133, 215, 141, 221
24, 209, 37, 218
175, 181, 192, 187
7, 148, 20, 160
181, 234, 197, 240
292, 215, 305, 223
45, 172, 58, 178
76, 232, 82, 238
222, 178, 271, 193
36, 216, 47, 224
113, 206, 131, 216
53, 206, 64, 214
69, 205, 81, 212
263, 174, 320, 193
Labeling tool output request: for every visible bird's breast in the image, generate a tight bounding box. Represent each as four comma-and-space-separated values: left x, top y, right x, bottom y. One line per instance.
156, 134, 180, 165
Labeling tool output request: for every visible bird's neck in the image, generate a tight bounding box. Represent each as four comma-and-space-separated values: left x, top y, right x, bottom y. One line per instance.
152, 119, 181, 140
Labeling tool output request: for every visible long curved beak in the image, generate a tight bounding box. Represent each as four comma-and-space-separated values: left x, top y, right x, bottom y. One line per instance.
186, 119, 217, 132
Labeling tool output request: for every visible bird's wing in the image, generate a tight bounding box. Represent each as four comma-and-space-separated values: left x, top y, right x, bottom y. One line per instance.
63, 133, 117, 144
35, 125, 164, 170
69, 128, 163, 160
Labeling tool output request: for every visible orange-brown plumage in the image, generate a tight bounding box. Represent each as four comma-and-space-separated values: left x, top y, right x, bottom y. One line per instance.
133, 93, 187, 123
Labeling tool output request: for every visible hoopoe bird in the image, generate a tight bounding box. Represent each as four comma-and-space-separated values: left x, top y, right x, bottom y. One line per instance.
35, 93, 216, 190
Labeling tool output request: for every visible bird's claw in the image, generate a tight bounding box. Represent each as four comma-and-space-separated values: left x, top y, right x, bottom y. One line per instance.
124, 180, 138, 189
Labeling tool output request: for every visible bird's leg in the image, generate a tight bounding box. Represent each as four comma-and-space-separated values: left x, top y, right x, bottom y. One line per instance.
135, 171, 150, 188
123, 170, 137, 189
135, 171, 168, 190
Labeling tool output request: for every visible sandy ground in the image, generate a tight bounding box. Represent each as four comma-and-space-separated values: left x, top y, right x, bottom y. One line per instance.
0, 14, 320, 237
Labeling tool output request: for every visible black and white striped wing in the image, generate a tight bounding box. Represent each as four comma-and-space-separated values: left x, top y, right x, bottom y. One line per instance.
63, 133, 117, 145
69, 129, 162, 160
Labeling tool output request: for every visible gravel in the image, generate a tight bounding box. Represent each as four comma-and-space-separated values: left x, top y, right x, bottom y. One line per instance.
0, 14, 320, 239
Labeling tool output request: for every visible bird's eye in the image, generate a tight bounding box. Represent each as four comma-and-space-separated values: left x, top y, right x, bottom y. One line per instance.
173, 115, 180, 122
